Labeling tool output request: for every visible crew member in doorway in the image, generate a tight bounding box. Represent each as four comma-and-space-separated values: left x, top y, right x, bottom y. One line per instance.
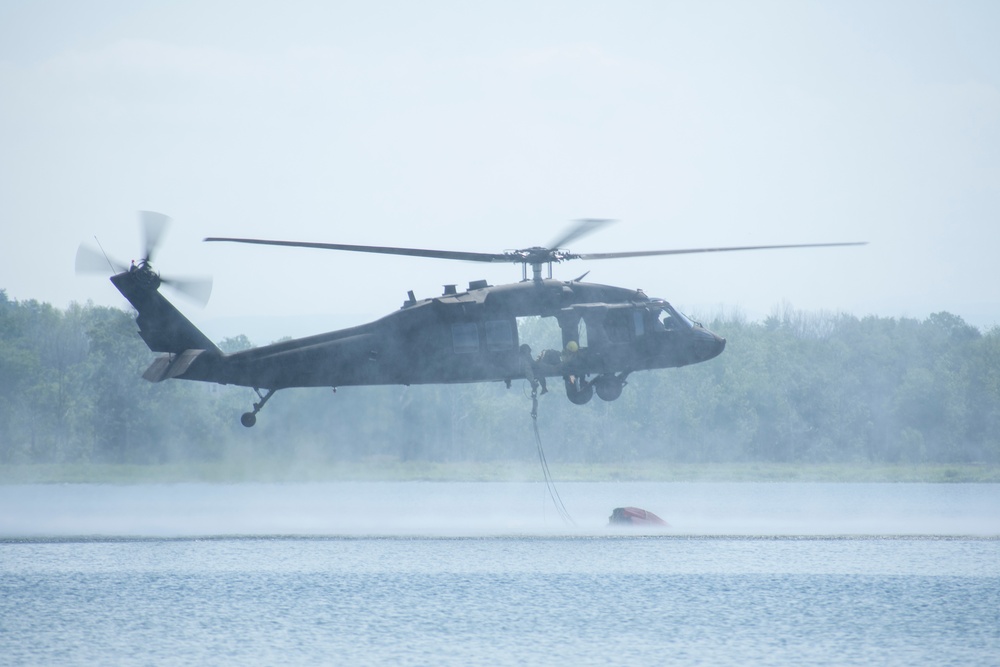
520, 344, 547, 395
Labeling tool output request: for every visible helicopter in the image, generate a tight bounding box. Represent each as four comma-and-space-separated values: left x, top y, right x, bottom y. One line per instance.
77, 213, 866, 427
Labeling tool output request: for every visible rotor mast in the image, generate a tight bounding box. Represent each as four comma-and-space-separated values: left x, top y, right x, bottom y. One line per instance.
516, 247, 557, 283
530, 261, 548, 283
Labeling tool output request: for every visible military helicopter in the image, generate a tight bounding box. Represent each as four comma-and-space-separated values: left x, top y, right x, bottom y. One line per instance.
77, 213, 865, 427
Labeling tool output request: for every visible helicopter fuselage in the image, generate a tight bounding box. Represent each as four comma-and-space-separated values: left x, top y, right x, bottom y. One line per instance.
117, 269, 725, 404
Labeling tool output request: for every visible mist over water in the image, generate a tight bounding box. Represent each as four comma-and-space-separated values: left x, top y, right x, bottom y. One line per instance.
2, 482, 998, 538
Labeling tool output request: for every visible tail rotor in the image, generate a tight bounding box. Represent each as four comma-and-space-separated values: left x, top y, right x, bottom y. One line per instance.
75, 211, 213, 306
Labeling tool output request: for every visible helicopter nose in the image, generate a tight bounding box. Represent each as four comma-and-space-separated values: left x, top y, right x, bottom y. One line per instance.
694, 328, 726, 361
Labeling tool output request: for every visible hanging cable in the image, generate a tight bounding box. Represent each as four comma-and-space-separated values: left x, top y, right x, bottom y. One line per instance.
530, 383, 575, 527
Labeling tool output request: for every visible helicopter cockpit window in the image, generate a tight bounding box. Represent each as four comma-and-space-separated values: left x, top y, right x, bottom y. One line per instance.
451, 323, 479, 354
674, 309, 695, 328
650, 309, 666, 331
658, 304, 694, 331
485, 320, 514, 351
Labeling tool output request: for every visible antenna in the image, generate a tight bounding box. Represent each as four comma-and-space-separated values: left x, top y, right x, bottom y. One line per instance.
93, 236, 117, 274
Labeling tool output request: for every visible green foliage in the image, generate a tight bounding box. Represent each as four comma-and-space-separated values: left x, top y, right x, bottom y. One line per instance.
1, 289, 998, 466
0, 290, 245, 464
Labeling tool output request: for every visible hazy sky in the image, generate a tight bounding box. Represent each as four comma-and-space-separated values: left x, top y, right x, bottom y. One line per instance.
2, 0, 998, 341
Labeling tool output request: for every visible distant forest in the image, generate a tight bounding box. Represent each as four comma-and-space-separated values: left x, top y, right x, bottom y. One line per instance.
1, 289, 998, 466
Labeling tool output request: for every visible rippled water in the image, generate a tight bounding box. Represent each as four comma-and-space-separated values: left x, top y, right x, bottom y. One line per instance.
2, 483, 998, 665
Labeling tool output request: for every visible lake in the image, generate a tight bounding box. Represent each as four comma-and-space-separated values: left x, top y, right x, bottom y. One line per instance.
1, 482, 998, 665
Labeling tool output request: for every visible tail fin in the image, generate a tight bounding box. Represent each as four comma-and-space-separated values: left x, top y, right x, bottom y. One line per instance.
110, 268, 221, 355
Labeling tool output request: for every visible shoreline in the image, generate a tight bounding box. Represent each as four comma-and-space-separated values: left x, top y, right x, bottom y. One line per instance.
2, 461, 997, 484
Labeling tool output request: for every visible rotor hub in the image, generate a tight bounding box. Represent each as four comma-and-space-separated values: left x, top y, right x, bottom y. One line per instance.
132, 260, 162, 290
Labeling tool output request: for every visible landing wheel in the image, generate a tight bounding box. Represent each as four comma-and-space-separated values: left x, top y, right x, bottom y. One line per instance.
565, 376, 593, 405
240, 387, 277, 428
594, 375, 624, 402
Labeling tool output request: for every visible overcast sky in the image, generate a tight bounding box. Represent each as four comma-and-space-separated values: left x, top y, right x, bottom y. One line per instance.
2, 0, 998, 342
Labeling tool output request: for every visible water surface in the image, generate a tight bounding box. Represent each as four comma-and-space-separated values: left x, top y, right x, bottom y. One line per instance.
2, 483, 997, 666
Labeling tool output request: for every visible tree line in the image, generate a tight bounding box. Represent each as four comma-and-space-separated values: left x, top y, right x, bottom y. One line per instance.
1, 289, 998, 466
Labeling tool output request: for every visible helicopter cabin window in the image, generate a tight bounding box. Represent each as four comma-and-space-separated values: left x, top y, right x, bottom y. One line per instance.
451, 322, 479, 354
484, 320, 514, 352
633, 310, 645, 337
604, 310, 632, 344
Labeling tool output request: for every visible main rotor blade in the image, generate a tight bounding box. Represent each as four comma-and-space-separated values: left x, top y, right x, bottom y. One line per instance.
75, 243, 128, 274
575, 241, 868, 261
203, 237, 511, 263
160, 275, 213, 306
547, 218, 615, 250
140, 211, 171, 262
